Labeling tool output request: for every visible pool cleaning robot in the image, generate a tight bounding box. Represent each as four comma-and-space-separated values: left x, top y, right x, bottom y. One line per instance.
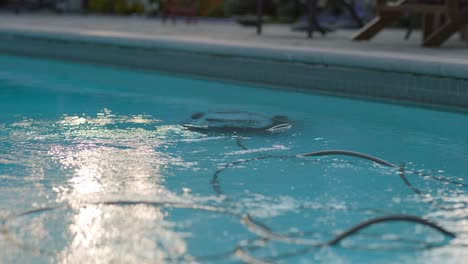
182, 111, 292, 134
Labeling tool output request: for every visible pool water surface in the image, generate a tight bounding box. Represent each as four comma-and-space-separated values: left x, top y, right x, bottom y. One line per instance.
0, 54, 467, 263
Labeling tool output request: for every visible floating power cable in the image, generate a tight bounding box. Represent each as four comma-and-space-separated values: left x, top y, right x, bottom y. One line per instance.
2, 149, 459, 262
409, 170, 468, 188
236, 137, 248, 150
237, 214, 456, 264
298, 150, 398, 168
1, 202, 456, 263
1, 201, 300, 261
209, 148, 465, 262
241, 214, 454, 247
236, 237, 453, 264
235, 227, 439, 264
212, 154, 292, 195
2, 113, 465, 262
212, 149, 467, 208
0, 201, 237, 261
326, 215, 455, 245
225, 122, 468, 193
0, 206, 62, 257
212, 150, 407, 195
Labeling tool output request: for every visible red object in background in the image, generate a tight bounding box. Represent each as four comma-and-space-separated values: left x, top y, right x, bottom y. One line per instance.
162, 0, 198, 23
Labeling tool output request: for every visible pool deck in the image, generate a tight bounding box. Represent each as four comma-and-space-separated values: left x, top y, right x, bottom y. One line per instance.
0, 13, 467, 111
1, 13, 468, 75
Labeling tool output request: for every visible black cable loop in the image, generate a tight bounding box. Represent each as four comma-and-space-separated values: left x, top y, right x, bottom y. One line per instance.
236, 214, 456, 263
212, 150, 406, 195
233, 137, 467, 193
326, 215, 455, 245
1, 202, 457, 263
409, 170, 468, 188
209, 147, 464, 258
247, 227, 448, 249
235, 136, 249, 151
3, 129, 465, 263
211, 154, 293, 195
2, 114, 466, 263
212, 149, 466, 212
235, 238, 450, 264
0, 201, 240, 261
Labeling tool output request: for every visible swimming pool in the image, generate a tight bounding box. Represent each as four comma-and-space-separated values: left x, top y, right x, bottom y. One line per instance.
0, 54, 467, 263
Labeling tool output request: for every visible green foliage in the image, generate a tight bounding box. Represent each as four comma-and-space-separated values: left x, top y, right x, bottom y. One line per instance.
198, 0, 225, 17
206, 5, 224, 17
223, 0, 290, 19
113, 0, 128, 14
89, 0, 113, 13
88, 0, 145, 14
130, 1, 145, 13
273, 0, 296, 18
223, 0, 257, 16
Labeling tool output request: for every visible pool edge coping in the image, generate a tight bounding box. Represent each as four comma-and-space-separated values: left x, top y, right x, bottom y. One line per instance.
1, 27, 467, 81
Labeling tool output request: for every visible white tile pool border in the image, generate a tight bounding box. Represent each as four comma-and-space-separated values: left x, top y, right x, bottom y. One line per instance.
0, 28, 467, 112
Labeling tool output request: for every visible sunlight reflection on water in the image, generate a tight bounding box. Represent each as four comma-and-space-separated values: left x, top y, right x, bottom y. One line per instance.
1, 106, 467, 264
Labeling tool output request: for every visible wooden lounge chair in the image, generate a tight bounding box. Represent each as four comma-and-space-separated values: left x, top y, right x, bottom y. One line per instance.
353, 0, 468, 47
162, 0, 198, 24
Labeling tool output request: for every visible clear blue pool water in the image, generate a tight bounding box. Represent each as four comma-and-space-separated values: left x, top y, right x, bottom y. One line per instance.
0, 54, 467, 263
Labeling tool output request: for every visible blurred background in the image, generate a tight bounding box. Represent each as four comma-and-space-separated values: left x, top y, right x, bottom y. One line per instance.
0, 0, 384, 30
0, 0, 466, 45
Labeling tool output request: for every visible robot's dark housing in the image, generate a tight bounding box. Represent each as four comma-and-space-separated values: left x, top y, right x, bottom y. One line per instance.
182, 111, 292, 134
